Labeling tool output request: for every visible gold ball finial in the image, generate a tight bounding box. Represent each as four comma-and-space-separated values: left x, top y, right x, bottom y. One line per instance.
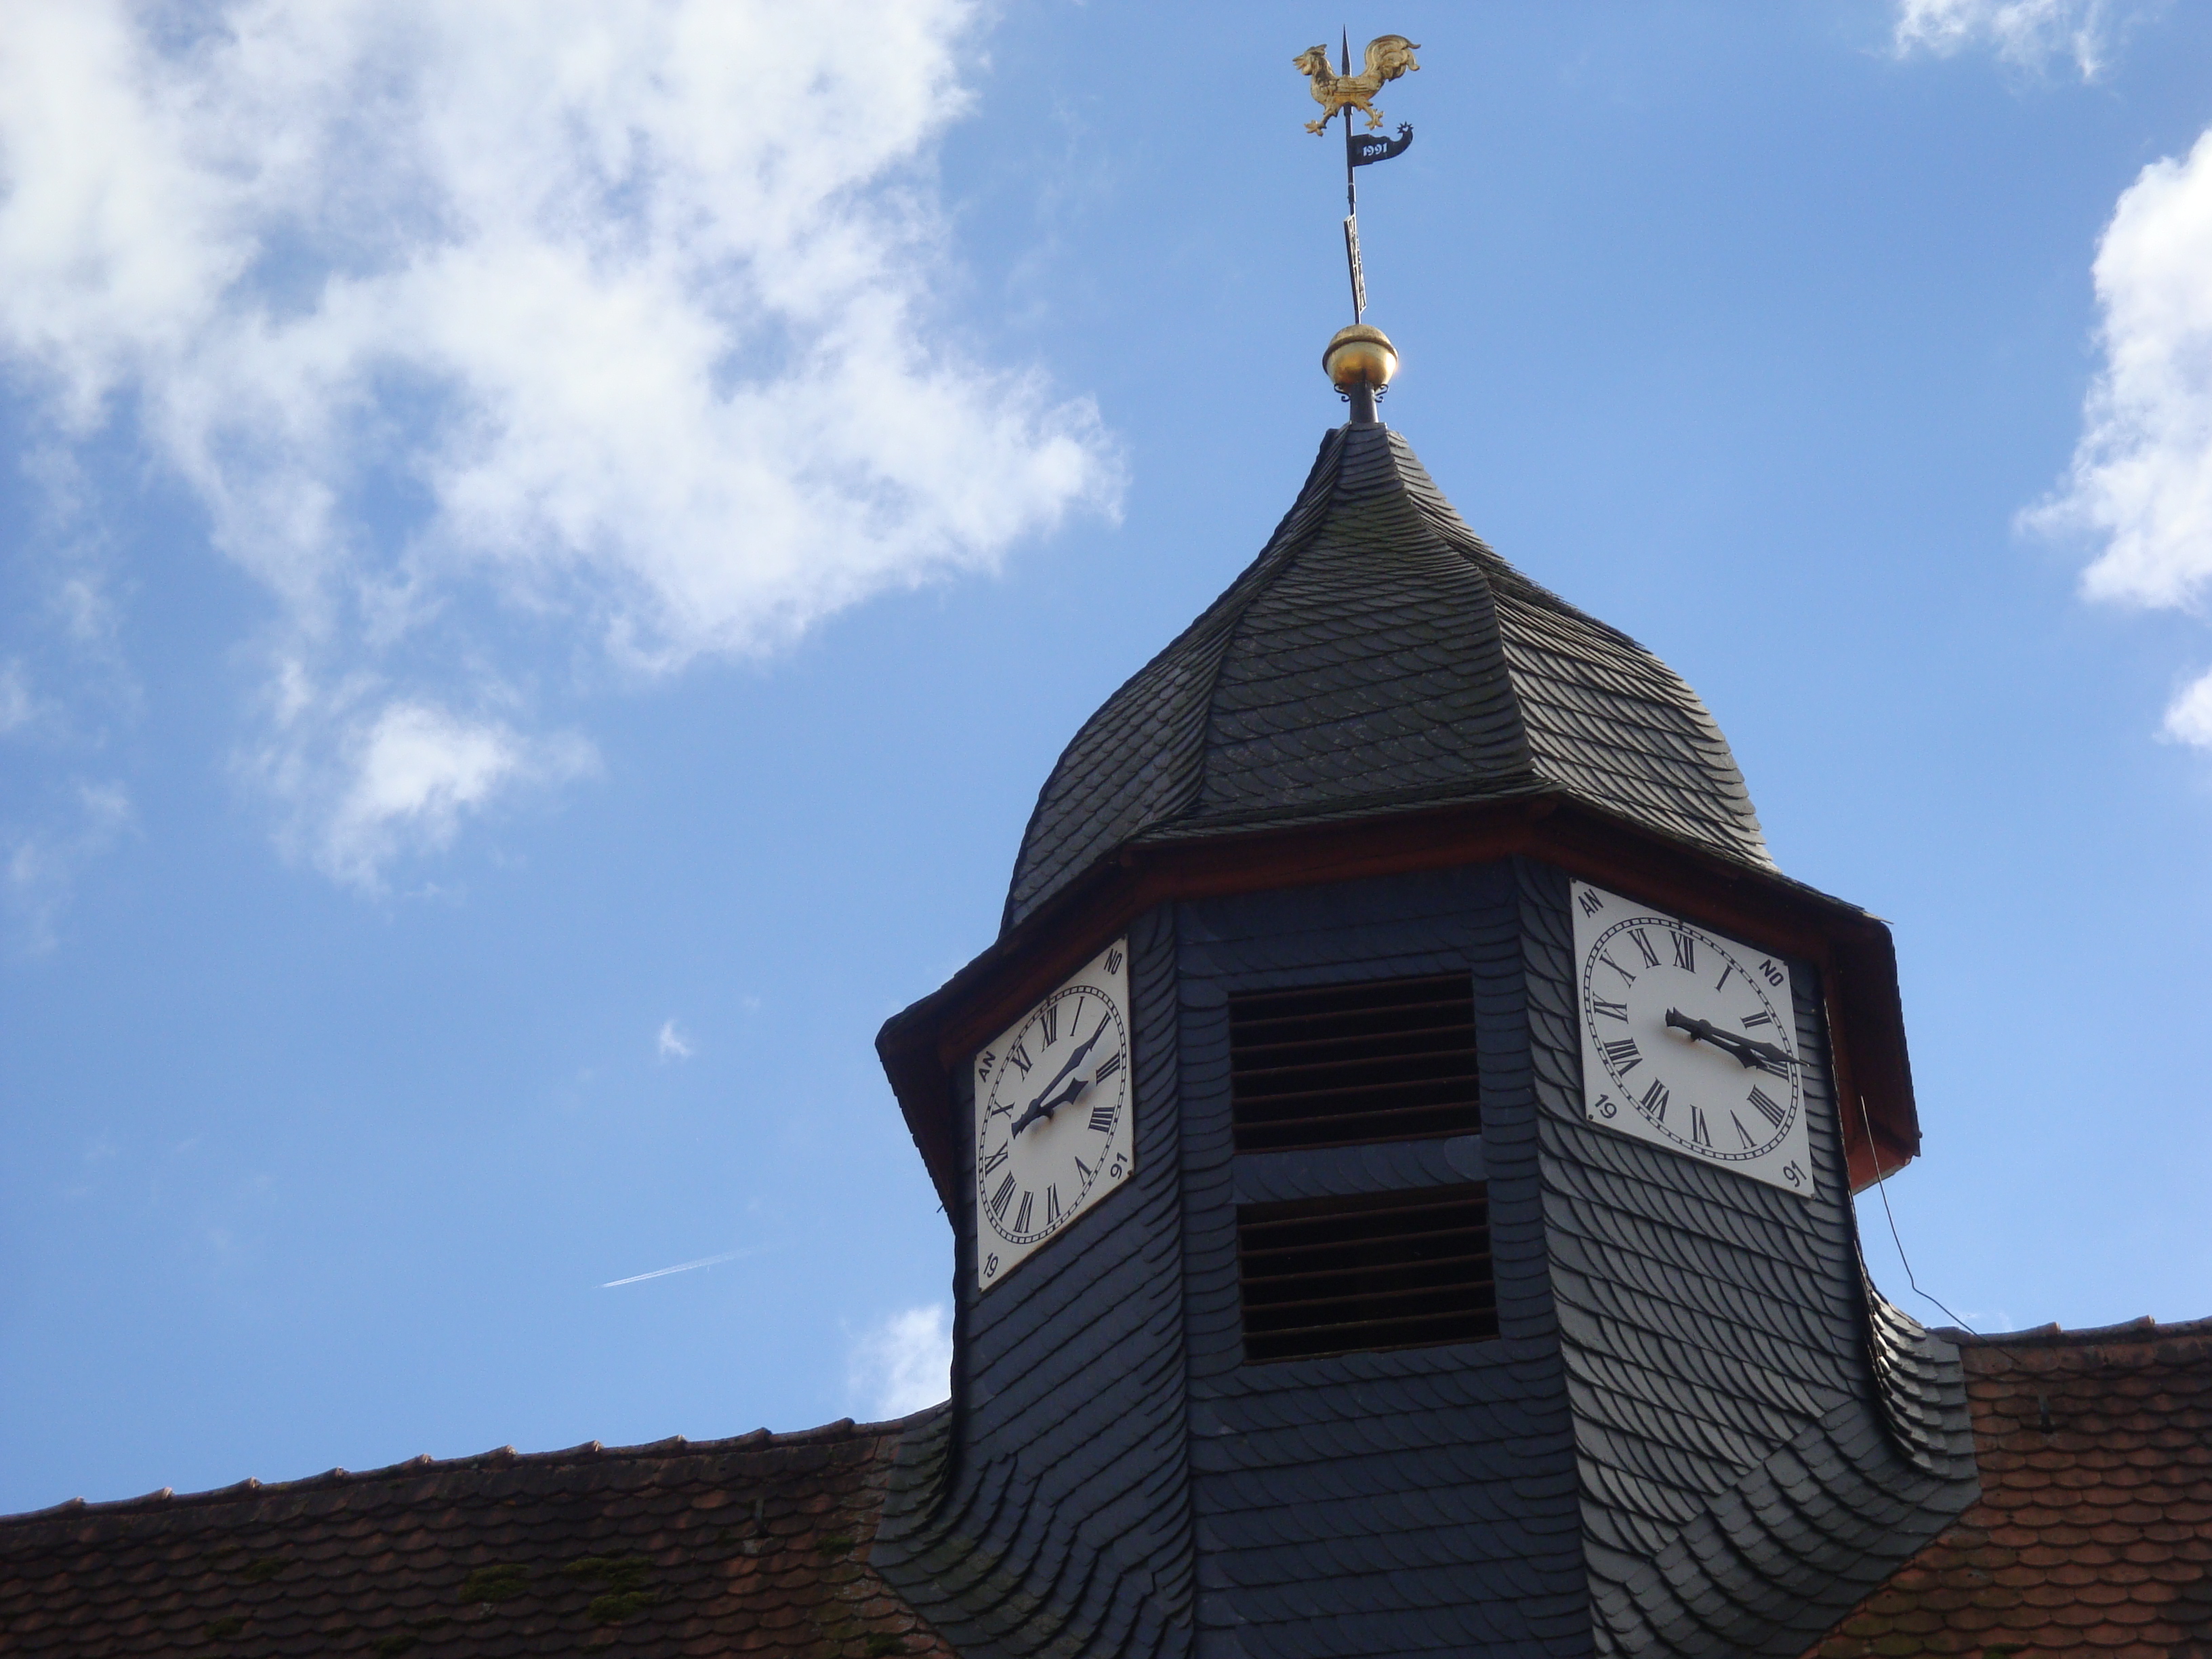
1323, 323, 1398, 390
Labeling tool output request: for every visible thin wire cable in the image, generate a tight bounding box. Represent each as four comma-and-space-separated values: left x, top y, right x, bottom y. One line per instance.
1858, 1092, 1976, 1334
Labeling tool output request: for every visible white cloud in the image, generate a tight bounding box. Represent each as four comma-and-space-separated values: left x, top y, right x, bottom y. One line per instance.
848, 1303, 952, 1419
2034, 131, 2212, 611
1891, 0, 2126, 79
293, 697, 596, 888
0, 662, 35, 735
2023, 128, 2212, 745
2165, 670, 2212, 747
656, 1019, 692, 1061
3, 779, 133, 952
0, 1, 1117, 882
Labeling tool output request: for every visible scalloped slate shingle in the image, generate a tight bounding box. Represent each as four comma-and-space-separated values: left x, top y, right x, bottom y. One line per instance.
1517, 859, 1982, 1659
1002, 422, 1771, 934
0, 1417, 954, 1658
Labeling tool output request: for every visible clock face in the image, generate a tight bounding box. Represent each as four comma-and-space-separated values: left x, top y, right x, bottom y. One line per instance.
972, 938, 1133, 1290
1570, 881, 1814, 1197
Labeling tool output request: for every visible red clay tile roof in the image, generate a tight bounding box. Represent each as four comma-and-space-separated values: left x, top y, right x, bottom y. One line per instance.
1807, 1315, 2212, 1659
0, 1412, 955, 1658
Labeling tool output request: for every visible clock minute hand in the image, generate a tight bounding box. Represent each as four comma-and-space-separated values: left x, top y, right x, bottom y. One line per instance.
1664, 1008, 1795, 1073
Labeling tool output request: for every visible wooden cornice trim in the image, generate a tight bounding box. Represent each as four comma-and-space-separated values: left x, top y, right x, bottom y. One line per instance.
878, 795, 1921, 1216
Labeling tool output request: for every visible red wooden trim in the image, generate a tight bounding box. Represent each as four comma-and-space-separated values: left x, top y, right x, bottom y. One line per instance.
878, 795, 1922, 1214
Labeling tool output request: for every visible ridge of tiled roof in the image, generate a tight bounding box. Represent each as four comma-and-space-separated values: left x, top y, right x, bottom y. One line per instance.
1, 1416, 893, 1523
1000, 419, 1774, 934
0, 1406, 958, 1658
1807, 1311, 2212, 1659
1940, 1311, 2212, 1348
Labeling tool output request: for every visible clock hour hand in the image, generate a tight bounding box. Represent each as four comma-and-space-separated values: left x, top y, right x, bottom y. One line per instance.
1010, 1076, 1083, 1140
1664, 1008, 1795, 1073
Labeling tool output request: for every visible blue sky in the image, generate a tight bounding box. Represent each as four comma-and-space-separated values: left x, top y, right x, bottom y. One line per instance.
4, 0, 2212, 1513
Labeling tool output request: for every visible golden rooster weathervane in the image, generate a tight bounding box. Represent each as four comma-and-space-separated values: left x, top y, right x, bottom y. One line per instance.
1295, 30, 1421, 355
1294, 33, 1420, 134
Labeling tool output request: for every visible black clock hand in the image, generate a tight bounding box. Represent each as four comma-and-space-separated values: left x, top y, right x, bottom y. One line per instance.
1021, 1018, 1102, 1111
1010, 1075, 1086, 1140
1664, 1008, 1795, 1073
1011, 1017, 1111, 1138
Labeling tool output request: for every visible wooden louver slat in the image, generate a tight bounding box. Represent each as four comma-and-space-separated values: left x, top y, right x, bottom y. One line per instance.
1229, 972, 1479, 1151
1235, 1185, 1497, 1362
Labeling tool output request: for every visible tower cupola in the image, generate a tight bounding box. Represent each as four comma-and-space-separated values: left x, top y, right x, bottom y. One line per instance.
874, 323, 1959, 1659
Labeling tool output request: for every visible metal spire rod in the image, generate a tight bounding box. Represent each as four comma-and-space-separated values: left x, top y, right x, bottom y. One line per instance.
1343, 30, 1357, 219
1342, 29, 1362, 323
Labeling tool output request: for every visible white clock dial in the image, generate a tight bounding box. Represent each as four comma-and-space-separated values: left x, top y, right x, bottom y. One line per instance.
972, 938, 1133, 1290
1570, 881, 1814, 1198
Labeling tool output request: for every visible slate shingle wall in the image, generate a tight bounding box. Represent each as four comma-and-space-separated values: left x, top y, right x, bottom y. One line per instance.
1176, 865, 1591, 1659
1190, 437, 1529, 823
886, 859, 1973, 1659
1516, 860, 1978, 1659
1002, 422, 1774, 936
998, 434, 1351, 937
874, 907, 1197, 1659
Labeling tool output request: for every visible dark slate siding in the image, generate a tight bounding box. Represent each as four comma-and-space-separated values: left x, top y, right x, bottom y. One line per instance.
999, 433, 1353, 937
1490, 586, 1764, 868
875, 907, 1197, 1659
1176, 866, 1593, 1659
1002, 423, 1772, 935
1514, 861, 1976, 1659
1190, 432, 1528, 821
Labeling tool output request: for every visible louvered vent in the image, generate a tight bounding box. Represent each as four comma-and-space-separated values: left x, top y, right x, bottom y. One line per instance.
1236, 1184, 1496, 1363
1229, 972, 1479, 1152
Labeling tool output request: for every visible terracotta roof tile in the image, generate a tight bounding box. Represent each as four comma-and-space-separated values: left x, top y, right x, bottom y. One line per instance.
1808, 1316, 2212, 1659
0, 1413, 956, 1658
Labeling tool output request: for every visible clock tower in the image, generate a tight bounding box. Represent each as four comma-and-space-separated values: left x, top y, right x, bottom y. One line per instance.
869, 332, 1977, 1659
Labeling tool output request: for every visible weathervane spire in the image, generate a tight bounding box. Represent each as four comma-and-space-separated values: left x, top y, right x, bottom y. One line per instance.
1293, 31, 1420, 420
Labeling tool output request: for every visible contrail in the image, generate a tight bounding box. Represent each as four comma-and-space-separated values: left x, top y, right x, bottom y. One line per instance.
601, 1248, 747, 1288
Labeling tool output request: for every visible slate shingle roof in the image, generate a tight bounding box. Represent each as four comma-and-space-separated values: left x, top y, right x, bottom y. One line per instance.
0, 1414, 953, 1658
1805, 1315, 2212, 1659
1003, 420, 1774, 934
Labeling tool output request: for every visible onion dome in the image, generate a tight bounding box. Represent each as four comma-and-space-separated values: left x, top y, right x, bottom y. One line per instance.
1003, 418, 1771, 935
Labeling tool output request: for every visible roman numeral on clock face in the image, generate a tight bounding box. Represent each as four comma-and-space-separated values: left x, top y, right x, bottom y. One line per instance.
1689, 1104, 1711, 1147
1592, 996, 1628, 1022
1601, 1037, 1642, 1074
1630, 928, 1662, 968
1740, 1010, 1773, 1028
1641, 1079, 1670, 1122
1671, 932, 1696, 971
1747, 1085, 1786, 1128
1732, 1113, 1758, 1149
975, 941, 1134, 1287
